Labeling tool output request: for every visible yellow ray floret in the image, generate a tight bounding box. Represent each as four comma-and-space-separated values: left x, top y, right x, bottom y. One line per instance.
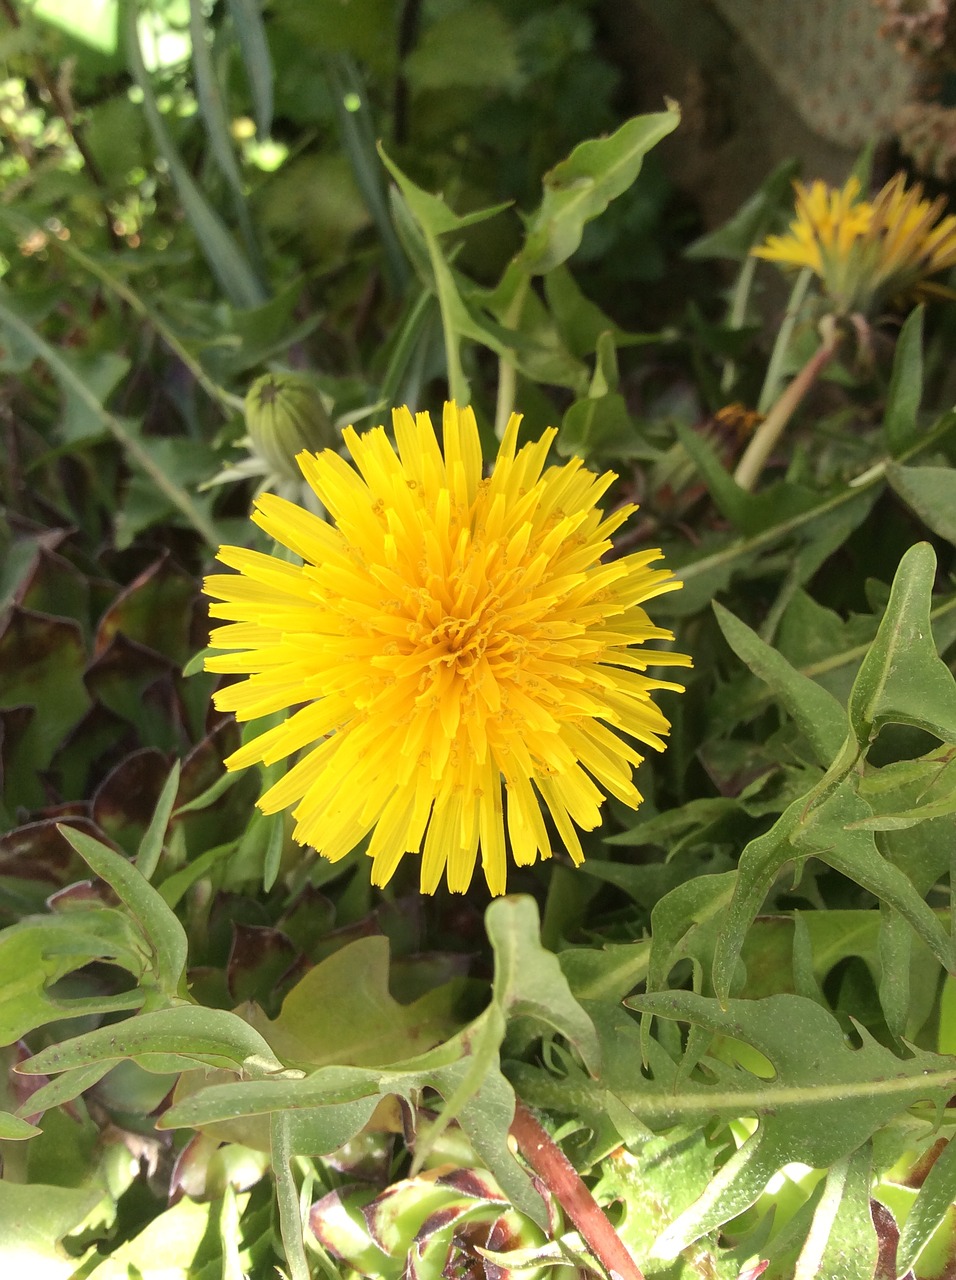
204, 402, 690, 895
752, 173, 956, 315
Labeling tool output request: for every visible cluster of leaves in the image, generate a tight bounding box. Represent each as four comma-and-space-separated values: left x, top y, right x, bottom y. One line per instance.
1, 1, 956, 1278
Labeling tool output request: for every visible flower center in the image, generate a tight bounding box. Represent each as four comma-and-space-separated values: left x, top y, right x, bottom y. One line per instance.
429, 614, 489, 673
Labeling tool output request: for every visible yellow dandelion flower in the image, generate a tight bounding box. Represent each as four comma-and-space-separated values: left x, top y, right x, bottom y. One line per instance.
752, 173, 956, 314
204, 403, 690, 896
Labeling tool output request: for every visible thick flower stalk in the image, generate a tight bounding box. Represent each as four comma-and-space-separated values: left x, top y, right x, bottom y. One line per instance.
753, 173, 956, 314
204, 403, 689, 895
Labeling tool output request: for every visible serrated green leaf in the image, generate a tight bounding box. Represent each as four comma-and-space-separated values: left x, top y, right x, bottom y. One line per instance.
848, 542, 956, 747
714, 601, 847, 767
517, 107, 680, 275
794, 785, 952, 979
58, 825, 188, 999
623, 991, 956, 1252
378, 145, 510, 239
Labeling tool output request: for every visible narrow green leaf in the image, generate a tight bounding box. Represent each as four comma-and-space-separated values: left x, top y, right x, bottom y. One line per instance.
125, 0, 266, 308
848, 542, 956, 747
262, 810, 285, 892
517, 107, 680, 275
642, 871, 738, 1059
58, 824, 189, 999
794, 1148, 877, 1280
898, 1136, 956, 1272
0, 289, 221, 547
20, 1005, 284, 1076
0, 1111, 40, 1140
379, 147, 510, 402
878, 906, 911, 1041
327, 55, 408, 295
226, 0, 273, 138
685, 159, 800, 261
14, 1063, 112, 1117
378, 144, 510, 239
677, 421, 820, 536
188, 0, 264, 270
714, 601, 847, 766
653, 1126, 783, 1259
887, 461, 956, 546
136, 759, 180, 882
622, 991, 956, 1253
883, 305, 924, 454
273, 1112, 322, 1280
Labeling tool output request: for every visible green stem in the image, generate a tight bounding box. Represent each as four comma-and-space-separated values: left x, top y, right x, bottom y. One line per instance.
494, 274, 530, 438
0, 293, 222, 549
734, 318, 842, 492
757, 267, 813, 414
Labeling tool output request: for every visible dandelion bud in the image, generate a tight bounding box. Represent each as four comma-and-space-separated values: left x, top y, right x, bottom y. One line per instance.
244, 373, 333, 480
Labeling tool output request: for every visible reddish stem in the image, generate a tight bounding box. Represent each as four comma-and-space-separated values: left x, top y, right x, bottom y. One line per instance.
510, 1099, 646, 1280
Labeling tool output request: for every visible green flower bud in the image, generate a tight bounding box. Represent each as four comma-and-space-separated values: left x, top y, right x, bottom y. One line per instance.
244, 373, 334, 481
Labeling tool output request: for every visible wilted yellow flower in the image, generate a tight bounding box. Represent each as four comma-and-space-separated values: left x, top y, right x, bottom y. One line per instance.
204, 403, 689, 895
753, 174, 956, 314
